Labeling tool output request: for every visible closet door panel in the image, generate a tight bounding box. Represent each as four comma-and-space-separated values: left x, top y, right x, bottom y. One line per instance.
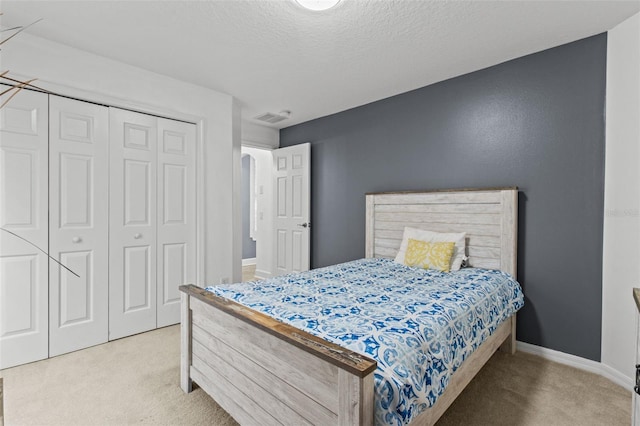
109, 108, 157, 340
123, 245, 151, 311
49, 96, 109, 356
157, 118, 196, 327
0, 88, 49, 369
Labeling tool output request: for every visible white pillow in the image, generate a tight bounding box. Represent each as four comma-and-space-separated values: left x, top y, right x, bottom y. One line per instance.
394, 227, 467, 271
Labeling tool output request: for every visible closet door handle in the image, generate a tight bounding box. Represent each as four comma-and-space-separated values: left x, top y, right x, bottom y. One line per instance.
134, 233, 142, 239
72, 236, 82, 243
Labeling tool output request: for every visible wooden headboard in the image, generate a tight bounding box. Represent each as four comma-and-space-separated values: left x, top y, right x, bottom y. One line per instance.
365, 187, 518, 276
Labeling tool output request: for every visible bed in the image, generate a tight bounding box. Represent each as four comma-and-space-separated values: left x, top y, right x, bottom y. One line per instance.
180, 187, 522, 425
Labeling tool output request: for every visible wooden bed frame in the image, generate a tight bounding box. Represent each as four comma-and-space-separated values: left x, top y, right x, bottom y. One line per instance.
180, 187, 518, 425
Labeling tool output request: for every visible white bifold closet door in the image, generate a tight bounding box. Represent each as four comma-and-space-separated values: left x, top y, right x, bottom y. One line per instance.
109, 108, 195, 340
109, 108, 158, 340
156, 118, 196, 327
48, 96, 109, 356
0, 88, 49, 369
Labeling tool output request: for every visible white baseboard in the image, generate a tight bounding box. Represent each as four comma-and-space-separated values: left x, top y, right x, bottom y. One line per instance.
254, 269, 272, 280
242, 258, 257, 266
601, 362, 634, 390
516, 341, 633, 390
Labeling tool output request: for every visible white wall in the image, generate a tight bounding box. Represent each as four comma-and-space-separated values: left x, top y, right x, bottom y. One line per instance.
602, 12, 640, 385
242, 146, 275, 279
3, 33, 243, 285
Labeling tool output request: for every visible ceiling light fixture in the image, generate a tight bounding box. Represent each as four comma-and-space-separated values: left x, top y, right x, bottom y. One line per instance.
295, 0, 341, 11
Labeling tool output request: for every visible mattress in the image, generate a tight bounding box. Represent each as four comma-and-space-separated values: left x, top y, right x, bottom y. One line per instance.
206, 257, 524, 425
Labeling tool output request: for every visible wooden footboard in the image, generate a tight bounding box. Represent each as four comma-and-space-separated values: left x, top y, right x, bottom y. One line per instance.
180, 285, 377, 425
181, 284, 516, 426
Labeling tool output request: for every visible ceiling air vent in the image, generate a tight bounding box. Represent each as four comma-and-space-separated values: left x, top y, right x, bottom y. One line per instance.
254, 110, 291, 124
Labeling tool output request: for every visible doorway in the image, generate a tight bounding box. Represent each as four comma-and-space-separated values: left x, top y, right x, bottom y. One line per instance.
241, 146, 274, 280
240, 143, 311, 281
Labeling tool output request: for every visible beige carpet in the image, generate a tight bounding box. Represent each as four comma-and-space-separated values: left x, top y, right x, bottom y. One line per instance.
2, 326, 235, 426
242, 264, 257, 282
437, 350, 630, 426
1, 325, 631, 425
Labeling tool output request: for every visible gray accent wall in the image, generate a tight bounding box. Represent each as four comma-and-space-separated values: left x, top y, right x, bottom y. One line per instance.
242, 155, 256, 260
280, 34, 607, 361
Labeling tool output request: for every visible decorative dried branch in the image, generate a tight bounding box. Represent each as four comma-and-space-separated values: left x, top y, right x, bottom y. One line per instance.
1, 228, 80, 278
0, 76, 37, 108
0, 16, 42, 46
0, 71, 46, 92
1, 25, 24, 33
0, 15, 48, 96
0, 13, 78, 278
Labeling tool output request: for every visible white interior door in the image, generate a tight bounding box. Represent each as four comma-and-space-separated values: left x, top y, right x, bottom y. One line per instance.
49, 96, 109, 356
272, 143, 310, 276
156, 117, 196, 327
109, 108, 157, 340
0, 87, 49, 368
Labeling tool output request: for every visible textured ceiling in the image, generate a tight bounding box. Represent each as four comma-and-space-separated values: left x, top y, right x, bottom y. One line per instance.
2, 0, 639, 129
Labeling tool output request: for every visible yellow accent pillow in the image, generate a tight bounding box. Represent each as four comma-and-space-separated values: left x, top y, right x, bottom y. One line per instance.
404, 239, 455, 272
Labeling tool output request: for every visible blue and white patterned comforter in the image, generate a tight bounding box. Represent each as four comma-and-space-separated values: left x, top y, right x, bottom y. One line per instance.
206, 258, 524, 425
